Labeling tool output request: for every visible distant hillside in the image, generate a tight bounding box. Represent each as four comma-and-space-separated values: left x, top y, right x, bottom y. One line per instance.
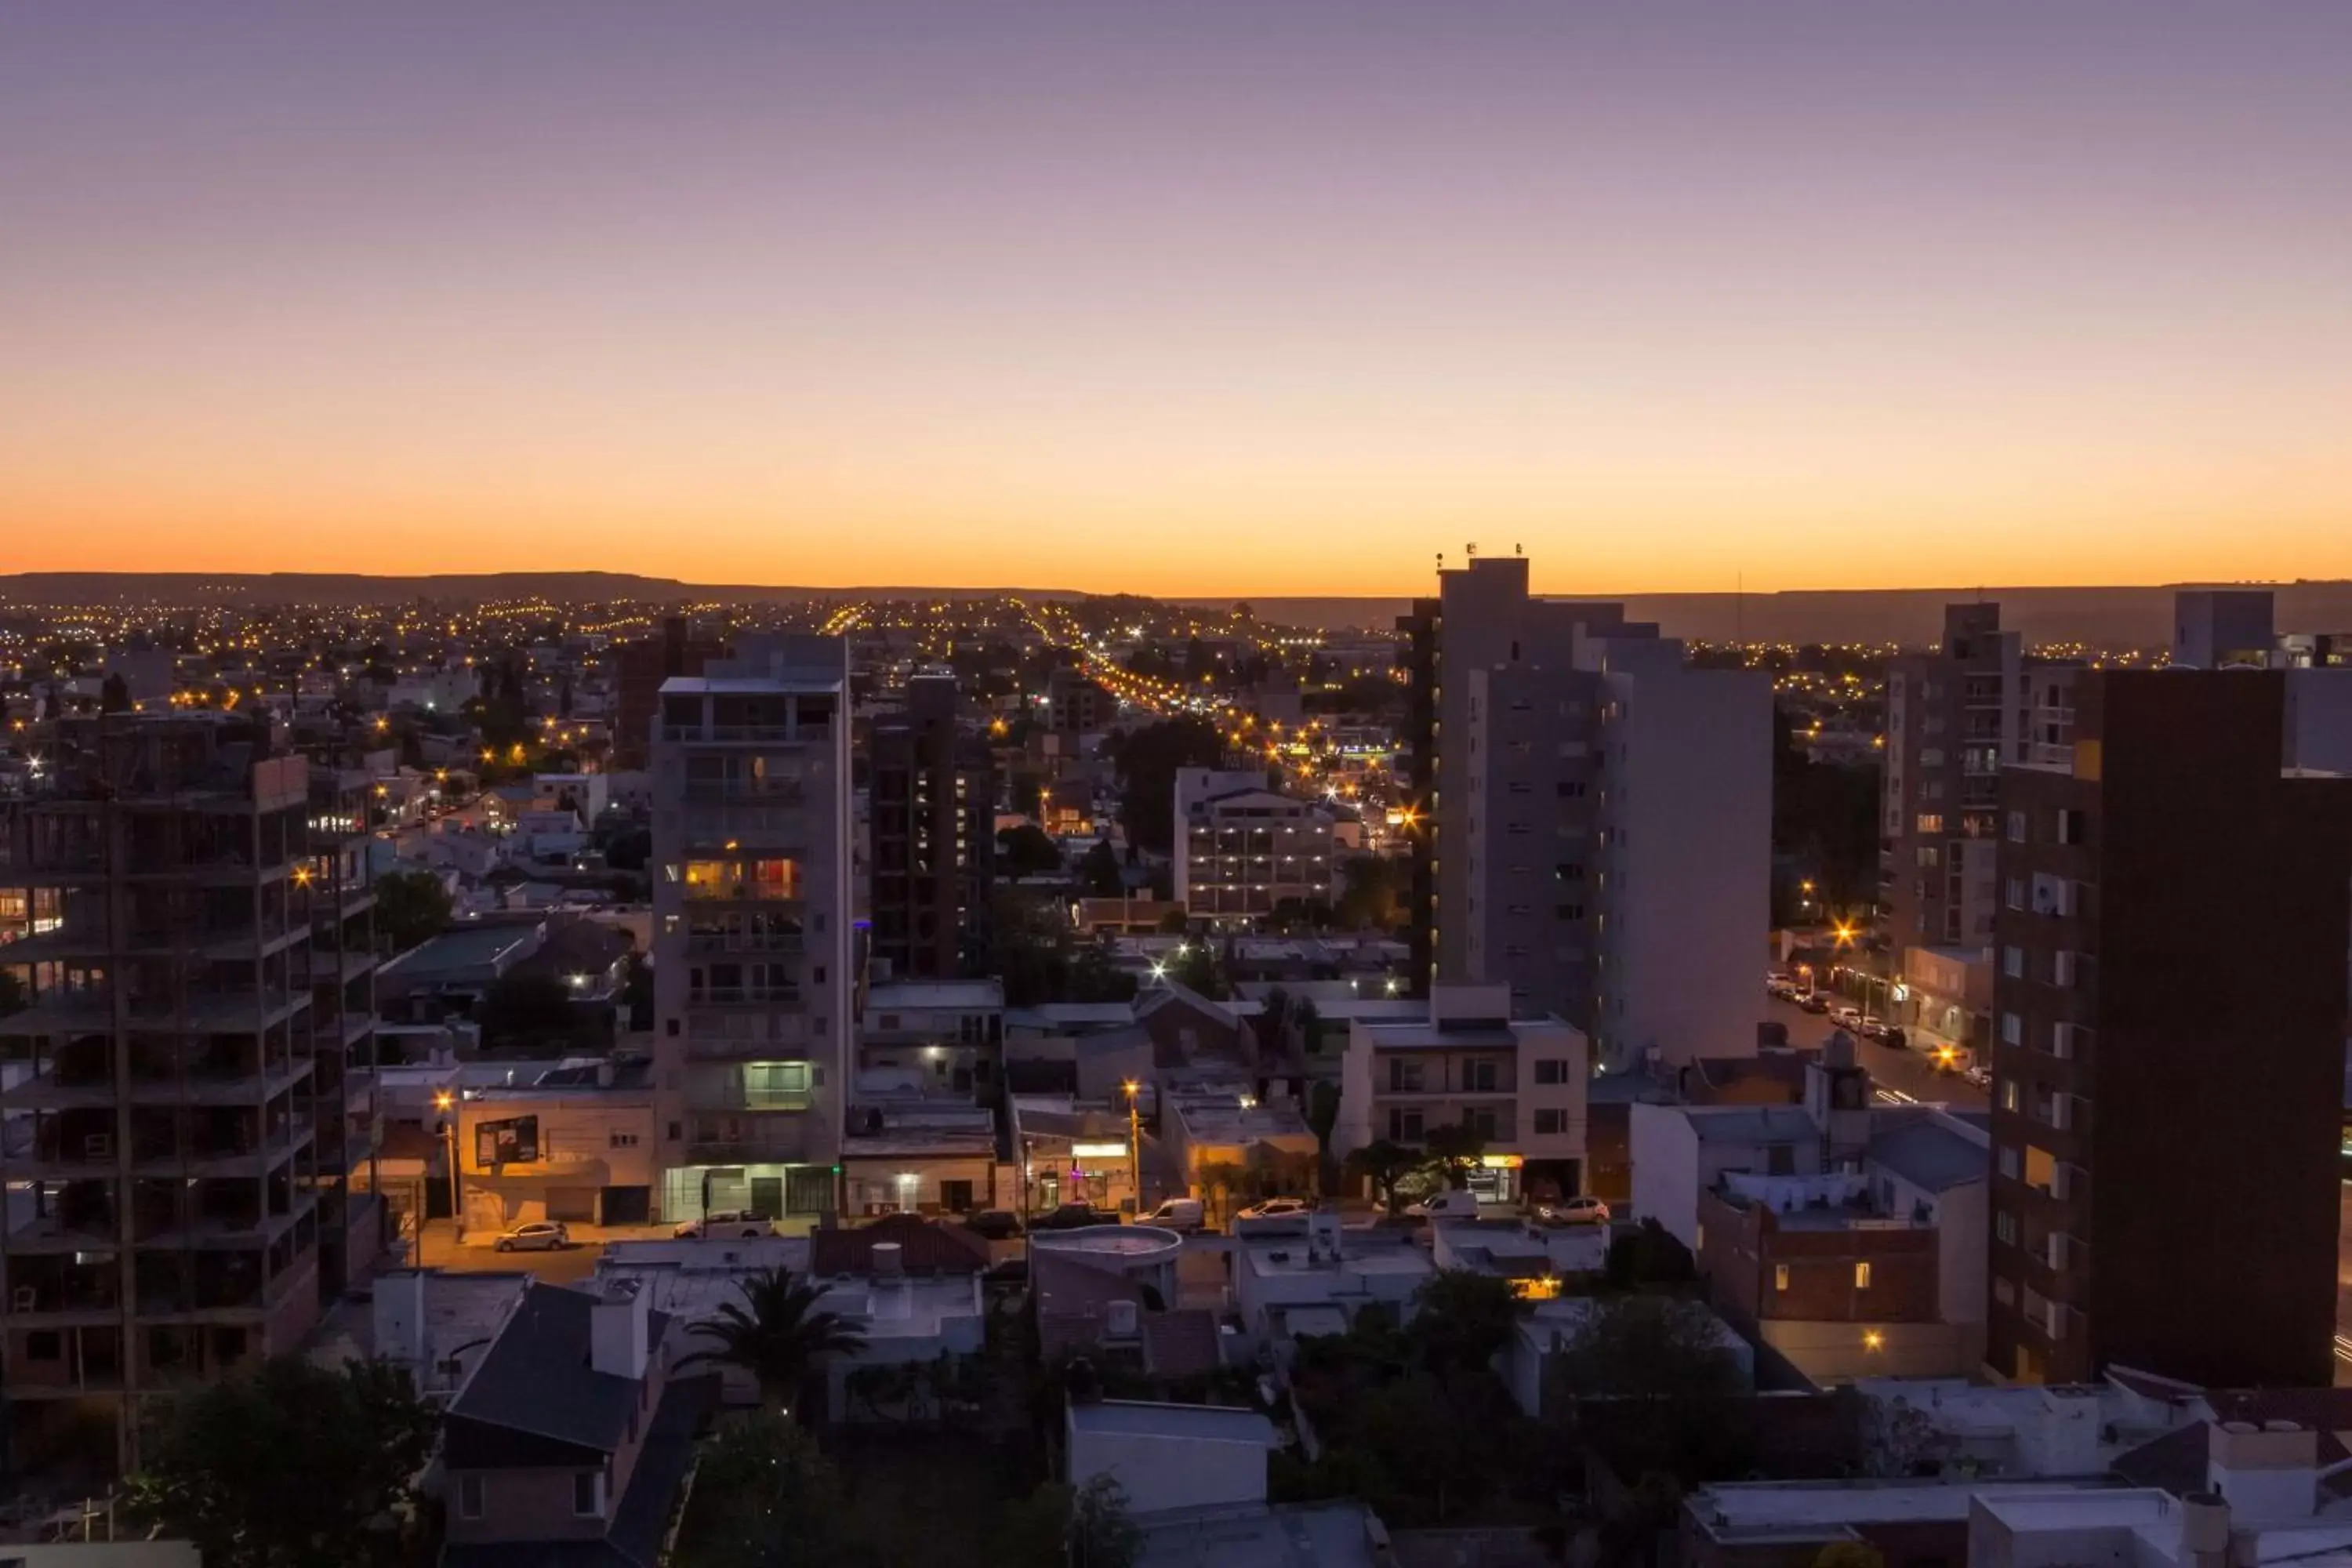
8, 572, 2350, 648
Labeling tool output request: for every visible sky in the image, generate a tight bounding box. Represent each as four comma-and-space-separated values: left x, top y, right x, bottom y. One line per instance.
3, 2, 2349, 597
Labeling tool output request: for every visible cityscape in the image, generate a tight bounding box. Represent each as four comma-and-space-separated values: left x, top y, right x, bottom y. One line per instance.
5, 6, 2352, 1568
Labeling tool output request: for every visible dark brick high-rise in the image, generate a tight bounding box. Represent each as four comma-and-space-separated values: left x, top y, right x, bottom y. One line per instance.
869, 674, 994, 980
1986, 670, 2352, 1388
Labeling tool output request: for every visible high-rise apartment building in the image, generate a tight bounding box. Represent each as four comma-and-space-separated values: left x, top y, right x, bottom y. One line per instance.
1399, 555, 1769, 1067
1985, 670, 2352, 1388
0, 716, 382, 1473
651, 637, 853, 1225
868, 673, 993, 981
1881, 604, 2082, 955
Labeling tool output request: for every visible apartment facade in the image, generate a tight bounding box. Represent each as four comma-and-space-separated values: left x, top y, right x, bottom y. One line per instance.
651, 637, 855, 1225
1399, 554, 1769, 1067
1984, 670, 2352, 1387
1172, 767, 1336, 924
1335, 982, 1588, 1203
0, 715, 382, 1474
868, 673, 993, 981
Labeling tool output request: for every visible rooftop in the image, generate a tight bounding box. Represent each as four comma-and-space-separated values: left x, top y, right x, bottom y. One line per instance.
1688, 1479, 2116, 1539
383, 923, 540, 980
866, 978, 1006, 1013
1132, 1501, 1388, 1568
1869, 1119, 1990, 1192
445, 1283, 675, 1461
1687, 1105, 1822, 1145
1069, 1399, 1277, 1446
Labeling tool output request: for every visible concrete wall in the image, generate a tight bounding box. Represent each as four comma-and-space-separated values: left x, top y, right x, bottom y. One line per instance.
1628, 1101, 1701, 1245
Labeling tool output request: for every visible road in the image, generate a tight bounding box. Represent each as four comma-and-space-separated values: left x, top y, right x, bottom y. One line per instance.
1759, 994, 1987, 1109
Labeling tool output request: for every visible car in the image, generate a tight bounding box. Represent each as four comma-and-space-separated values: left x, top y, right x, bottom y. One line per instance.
1033, 1202, 1122, 1231
1144, 1197, 1207, 1232
1534, 1196, 1611, 1226
1233, 1197, 1311, 1222
1877, 1025, 1907, 1050
960, 1209, 1024, 1240
493, 1221, 568, 1253
673, 1210, 773, 1240
1962, 1062, 1992, 1089
1796, 992, 1831, 1014
1403, 1189, 1483, 1220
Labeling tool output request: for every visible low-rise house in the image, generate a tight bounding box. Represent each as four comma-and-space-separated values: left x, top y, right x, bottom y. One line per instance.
1163, 1081, 1319, 1198
840, 1087, 1005, 1218
1429, 1217, 1610, 1298
858, 978, 1006, 1095
453, 1056, 658, 1229
1230, 1212, 1432, 1339
1337, 982, 1589, 1204
440, 1280, 713, 1568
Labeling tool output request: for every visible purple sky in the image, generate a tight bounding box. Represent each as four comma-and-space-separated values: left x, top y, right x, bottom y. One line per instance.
4, 2, 2347, 593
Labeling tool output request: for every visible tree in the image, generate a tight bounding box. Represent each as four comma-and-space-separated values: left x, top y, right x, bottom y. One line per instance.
621, 951, 654, 1032
997, 823, 1063, 879
100, 672, 132, 713
1109, 717, 1226, 855
673, 1410, 861, 1568
371, 869, 452, 955
474, 971, 589, 1051
993, 1476, 1142, 1568
1545, 1294, 1750, 1480
1408, 1269, 1526, 1376
1347, 1139, 1422, 1215
1078, 837, 1125, 897
126, 1355, 437, 1568
1422, 1121, 1487, 1189
677, 1265, 867, 1412
1334, 855, 1403, 931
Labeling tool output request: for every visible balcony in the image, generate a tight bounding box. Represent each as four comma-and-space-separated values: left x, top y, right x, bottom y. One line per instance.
687, 1086, 816, 1114
683, 1137, 813, 1166
686, 1036, 815, 1062
682, 782, 808, 805
688, 984, 804, 1007
684, 931, 806, 956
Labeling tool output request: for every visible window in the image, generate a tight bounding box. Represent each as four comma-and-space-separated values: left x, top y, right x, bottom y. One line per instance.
2005, 877, 2025, 910
1534, 1108, 1566, 1135
1915, 813, 1944, 834
1997, 1144, 2020, 1179
1773, 1264, 1790, 1293
2001, 1012, 2022, 1046
2002, 946, 2024, 978
608, 1132, 638, 1149
2002, 1080, 2019, 1112
1388, 1108, 1425, 1142
1855, 1262, 1872, 1290
2007, 810, 2027, 843
25, 1330, 60, 1362
1387, 1058, 1425, 1093
1463, 1060, 1499, 1093
1534, 1058, 1570, 1085
1995, 1210, 2018, 1246
459, 1476, 485, 1520
574, 1472, 601, 1517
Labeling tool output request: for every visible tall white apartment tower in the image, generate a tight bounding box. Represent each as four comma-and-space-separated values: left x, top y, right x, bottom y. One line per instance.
1404, 554, 1770, 1069
650, 635, 854, 1225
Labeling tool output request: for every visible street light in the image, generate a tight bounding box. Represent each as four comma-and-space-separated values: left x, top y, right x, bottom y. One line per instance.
434, 1091, 462, 1257
1122, 1080, 1142, 1213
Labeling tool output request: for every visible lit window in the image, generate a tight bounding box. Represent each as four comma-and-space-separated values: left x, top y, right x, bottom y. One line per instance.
1773, 1264, 1789, 1292
1855, 1261, 1873, 1290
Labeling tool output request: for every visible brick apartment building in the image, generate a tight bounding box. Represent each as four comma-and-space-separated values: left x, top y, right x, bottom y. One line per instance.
1985, 670, 2352, 1387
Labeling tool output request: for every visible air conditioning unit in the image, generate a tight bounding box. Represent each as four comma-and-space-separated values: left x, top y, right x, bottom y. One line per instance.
82, 1134, 113, 1159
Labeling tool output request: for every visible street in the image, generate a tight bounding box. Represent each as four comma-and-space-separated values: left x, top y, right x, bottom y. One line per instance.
1759, 994, 1988, 1109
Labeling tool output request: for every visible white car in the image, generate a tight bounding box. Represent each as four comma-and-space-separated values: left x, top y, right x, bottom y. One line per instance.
1403, 1189, 1483, 1221
492, 1221, 569, 1253
1962, 1062, 1993, 1089
674, 1210, 775, 1240
1830, 1005, 1863, 1029
1534, 1196, 1612, 1226
1233, 1197, 1311, 1221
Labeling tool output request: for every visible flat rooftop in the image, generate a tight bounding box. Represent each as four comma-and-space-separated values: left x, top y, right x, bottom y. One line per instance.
1134, 1501, 1385, 1568
1070, 1399, 1276, 1446
867, 979, 1005, 1011
1690, 1481, 2129, 1538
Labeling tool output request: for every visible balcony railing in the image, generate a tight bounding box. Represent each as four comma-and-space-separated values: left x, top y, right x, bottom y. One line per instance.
689, 984, 804, 1006
685, 932, 806, 956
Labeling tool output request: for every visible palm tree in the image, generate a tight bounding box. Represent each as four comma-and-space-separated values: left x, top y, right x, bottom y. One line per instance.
678, 1265, 866, 1413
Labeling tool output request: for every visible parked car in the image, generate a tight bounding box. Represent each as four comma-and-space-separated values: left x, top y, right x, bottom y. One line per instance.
1533, 1196, 1611, 1226
1766, 972, 1800, 1000
673, 1210, 773, 1240
961, 1209, 1024, 1240
1144, 1197, 1207, 1232
1962, 1062, 1992, 1089
1403, 1189, 1483, 1221
1830, 1005, 1863, 1029
1796, 992, 1831, 1014
1234, 1197, 1312, 1222
1033, 1202, 1122, 1231
493, 1221, 569, 1253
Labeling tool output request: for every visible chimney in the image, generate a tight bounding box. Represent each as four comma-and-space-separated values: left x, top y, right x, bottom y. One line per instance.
872, 1241, 904, 1278
374, 1270, 430, 1381
590, 1279, 652, 1381
2181, 1491, 2230, 1568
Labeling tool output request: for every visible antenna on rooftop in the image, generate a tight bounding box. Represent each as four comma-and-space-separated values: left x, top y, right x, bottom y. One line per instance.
1465, 542, 1478, 559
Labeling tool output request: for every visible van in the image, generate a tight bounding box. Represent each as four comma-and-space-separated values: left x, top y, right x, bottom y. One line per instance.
1145, 1197, 1206, 1232
1404, 1189, 1483, 1221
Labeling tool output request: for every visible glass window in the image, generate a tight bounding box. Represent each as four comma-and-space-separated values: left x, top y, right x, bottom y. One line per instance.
1855, 1262, 1872, 1290
574, 1472, 600, 1516
460, 1476, 485, 1519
